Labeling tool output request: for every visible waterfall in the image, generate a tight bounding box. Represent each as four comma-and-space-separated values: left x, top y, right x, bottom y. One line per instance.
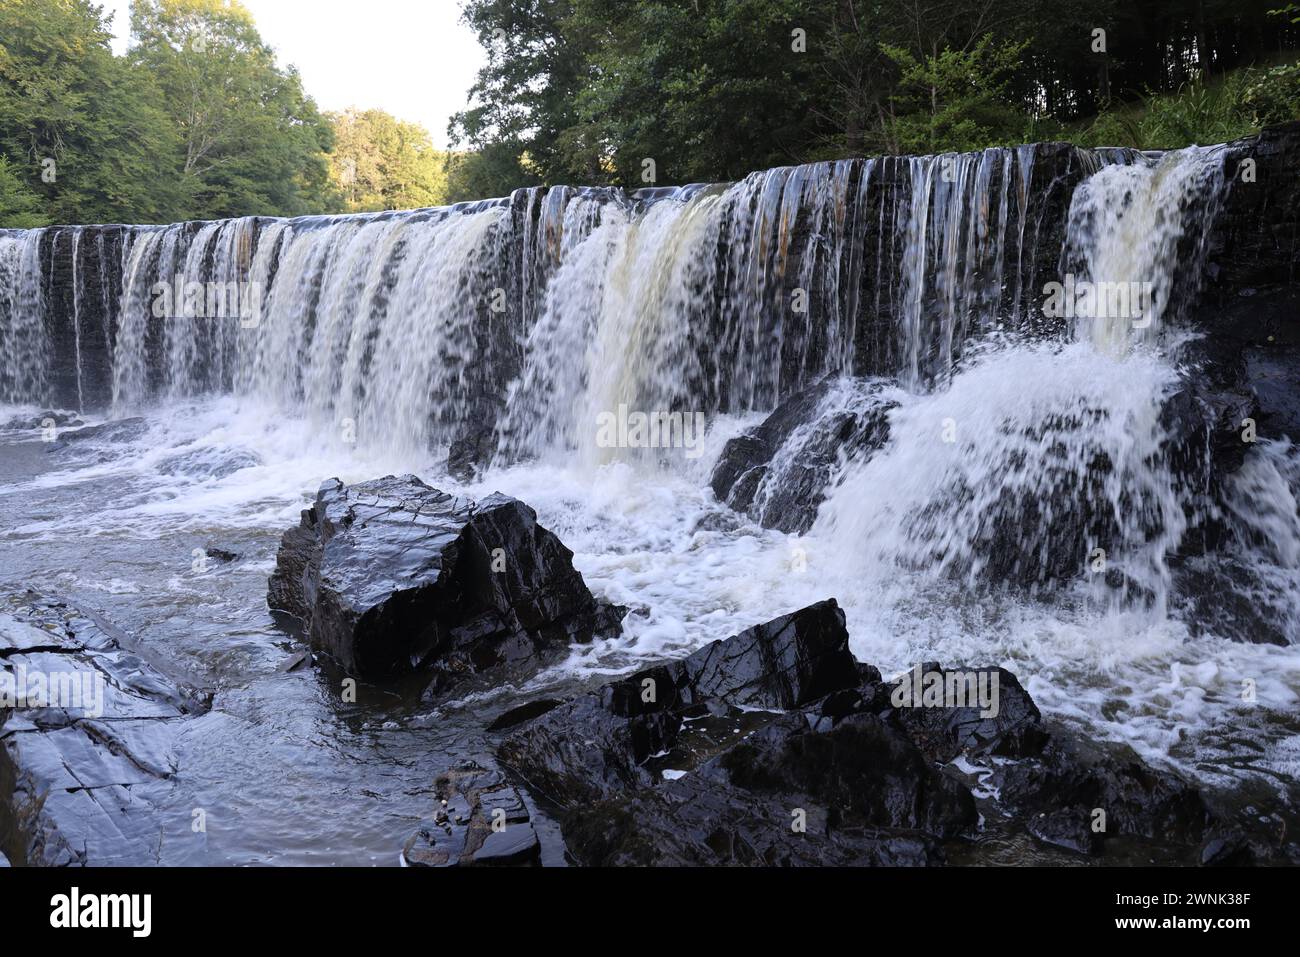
1, 141, 1290, 637
0, 143, 1108, 442
0, 229, 47, 405
814, 146, 1238, 606
1063, 146, 1226, 353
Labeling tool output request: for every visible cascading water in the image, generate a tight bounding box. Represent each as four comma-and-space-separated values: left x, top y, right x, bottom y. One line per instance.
1063, 146, 1226, 352
1, 136, 1297, 841
0, 229, 47, 404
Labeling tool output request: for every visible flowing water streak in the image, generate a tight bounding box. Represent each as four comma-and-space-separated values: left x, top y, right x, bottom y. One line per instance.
0, 229, 47, 404
1064, 146, 1226, 352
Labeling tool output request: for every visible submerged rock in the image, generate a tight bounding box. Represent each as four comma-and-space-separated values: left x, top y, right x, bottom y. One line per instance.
0, 410, 82, 431
42, 417, 149, 461
157, 446, 261, 480
401, 763, 539, 867
268, 474, 622, 684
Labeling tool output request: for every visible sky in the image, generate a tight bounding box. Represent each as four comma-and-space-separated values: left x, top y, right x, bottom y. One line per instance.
101, 0, 486, 148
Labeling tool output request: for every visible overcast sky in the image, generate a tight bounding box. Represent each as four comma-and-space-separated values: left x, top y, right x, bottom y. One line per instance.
101, 0, 486, 148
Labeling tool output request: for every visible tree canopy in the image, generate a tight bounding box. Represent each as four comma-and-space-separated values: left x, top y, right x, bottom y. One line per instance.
0, 0, 1296, 224
446, 0, 1300, 199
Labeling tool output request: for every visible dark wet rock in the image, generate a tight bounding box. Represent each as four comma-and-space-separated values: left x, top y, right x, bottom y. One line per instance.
268, 474, 622, 684
497, 599, 859, 806
883, 663, 1048, 763
1190, 121, 1300, 450
485, 698, 564, 732
278, 650, 312, 673
552, 709, 973, 867
1204, 122, 1300, 312
157, 447, 261, 480
447, 425, 496, 482
1194, 816, 1298, 866
564, 722, 956, 867
0, 410, 82, 431
44, 417, 147, 455
0, 590, 207, 866
1160, 364, 1259, 492
1244, 340, 1300, 441
1024, 805, 1105, 855
715, 711, 976, 838
203, 544, 239, 564
1174, 556, 1292, 646
401, 763, 539, 867
710, 379, 895, 534
499, 600, 976, 865
989, 723, 1213, 855
497, 595, 1232, 864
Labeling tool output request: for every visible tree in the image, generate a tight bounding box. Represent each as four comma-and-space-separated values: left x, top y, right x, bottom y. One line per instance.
0, 0, 183, 224
882, 35, 1030, 154
449, 0, 602, 194
328, 108, 449, 212
129, 0, 335, 219
0, 155, 47, 227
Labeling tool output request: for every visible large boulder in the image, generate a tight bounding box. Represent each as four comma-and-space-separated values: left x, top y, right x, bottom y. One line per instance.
987, 726, 1214, 855
494, 597, 1256, 864
496, 600, 977, 865
563, 712, 969, 867
268, 474, 622, 684
497, 598, 860, 806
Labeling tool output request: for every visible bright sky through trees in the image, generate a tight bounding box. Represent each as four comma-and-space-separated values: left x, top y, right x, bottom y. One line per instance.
101, 0, 484, 148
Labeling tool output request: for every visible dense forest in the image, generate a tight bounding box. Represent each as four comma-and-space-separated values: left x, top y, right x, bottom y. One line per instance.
0, 0, 1297, 226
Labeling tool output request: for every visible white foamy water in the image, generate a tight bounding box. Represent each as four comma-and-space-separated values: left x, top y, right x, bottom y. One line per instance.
4, 375, 1296, 790
1, 142, 1297, 804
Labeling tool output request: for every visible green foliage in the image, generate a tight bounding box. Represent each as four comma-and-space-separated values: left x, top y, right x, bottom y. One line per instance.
0, 155, 47, 228
569, 0, 823, 184
451, 0, 1299, 194
443, 141, 541, 205
0, 0, 182, 225
1242, 61, 1300, 126
3, 0, 1298, 221
1072, 61, 1300, 150
881, 36, 1031, 155
0, 0, 343, 225
328, 108, 449, 212
129, 0, 335, 219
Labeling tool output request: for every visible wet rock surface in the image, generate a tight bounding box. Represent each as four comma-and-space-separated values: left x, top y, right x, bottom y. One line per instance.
156, 446, 261, 480
710, 379, 895, 533
0, 410, 82, 431
491, 600, 1275, 866
43, 417, 148, 456
401, 763, 539, 867
268, 475, 623, 685
0, 590, 208, 866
